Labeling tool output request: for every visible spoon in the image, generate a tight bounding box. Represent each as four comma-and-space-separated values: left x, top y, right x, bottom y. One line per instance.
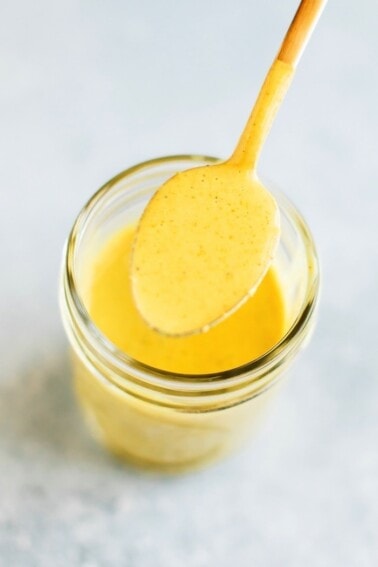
131, 0, 327, 337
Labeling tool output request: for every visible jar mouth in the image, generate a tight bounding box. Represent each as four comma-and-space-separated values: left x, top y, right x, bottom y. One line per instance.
62, 154, 320, 392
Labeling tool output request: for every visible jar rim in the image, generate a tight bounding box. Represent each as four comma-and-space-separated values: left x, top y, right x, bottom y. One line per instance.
61, 154, 320, 395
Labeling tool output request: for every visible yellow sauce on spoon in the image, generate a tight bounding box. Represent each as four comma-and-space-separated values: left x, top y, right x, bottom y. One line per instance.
131, 0, 326, 337
131, 163, 281, 336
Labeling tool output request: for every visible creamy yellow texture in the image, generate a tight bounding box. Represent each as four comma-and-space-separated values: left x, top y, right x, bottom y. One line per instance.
131, 166, 280, 337
87, 224, 286, 374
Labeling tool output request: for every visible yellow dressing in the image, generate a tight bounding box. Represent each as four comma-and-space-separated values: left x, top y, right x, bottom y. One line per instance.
87, 223, 286, 375
131, 166, 280, 337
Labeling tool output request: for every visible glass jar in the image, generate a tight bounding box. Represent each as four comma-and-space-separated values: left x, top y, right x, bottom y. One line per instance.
60, 155, 320, 472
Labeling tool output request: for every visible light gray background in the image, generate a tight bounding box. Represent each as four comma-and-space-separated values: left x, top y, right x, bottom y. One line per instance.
1, 1, 377, 565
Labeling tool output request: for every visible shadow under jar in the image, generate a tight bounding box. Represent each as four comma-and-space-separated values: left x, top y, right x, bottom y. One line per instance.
60, 155, 320, 472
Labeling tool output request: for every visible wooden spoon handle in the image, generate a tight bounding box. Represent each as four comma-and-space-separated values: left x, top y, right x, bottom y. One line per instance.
229, 0, 327, 171
278, 0, 327, 67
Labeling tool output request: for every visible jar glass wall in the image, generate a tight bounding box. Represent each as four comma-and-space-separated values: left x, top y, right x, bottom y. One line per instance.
60, 155, 319, 472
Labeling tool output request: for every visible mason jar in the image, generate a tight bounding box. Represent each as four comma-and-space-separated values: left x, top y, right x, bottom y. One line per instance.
60, 155, 320, 472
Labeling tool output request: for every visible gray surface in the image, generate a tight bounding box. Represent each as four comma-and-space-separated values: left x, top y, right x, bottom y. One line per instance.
1, 1, 377, 565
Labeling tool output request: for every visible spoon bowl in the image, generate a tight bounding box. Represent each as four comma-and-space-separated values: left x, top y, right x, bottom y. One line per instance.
131, 162, 280, 336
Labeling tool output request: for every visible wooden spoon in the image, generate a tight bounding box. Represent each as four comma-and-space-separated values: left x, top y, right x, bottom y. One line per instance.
131, 0, 327, 336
